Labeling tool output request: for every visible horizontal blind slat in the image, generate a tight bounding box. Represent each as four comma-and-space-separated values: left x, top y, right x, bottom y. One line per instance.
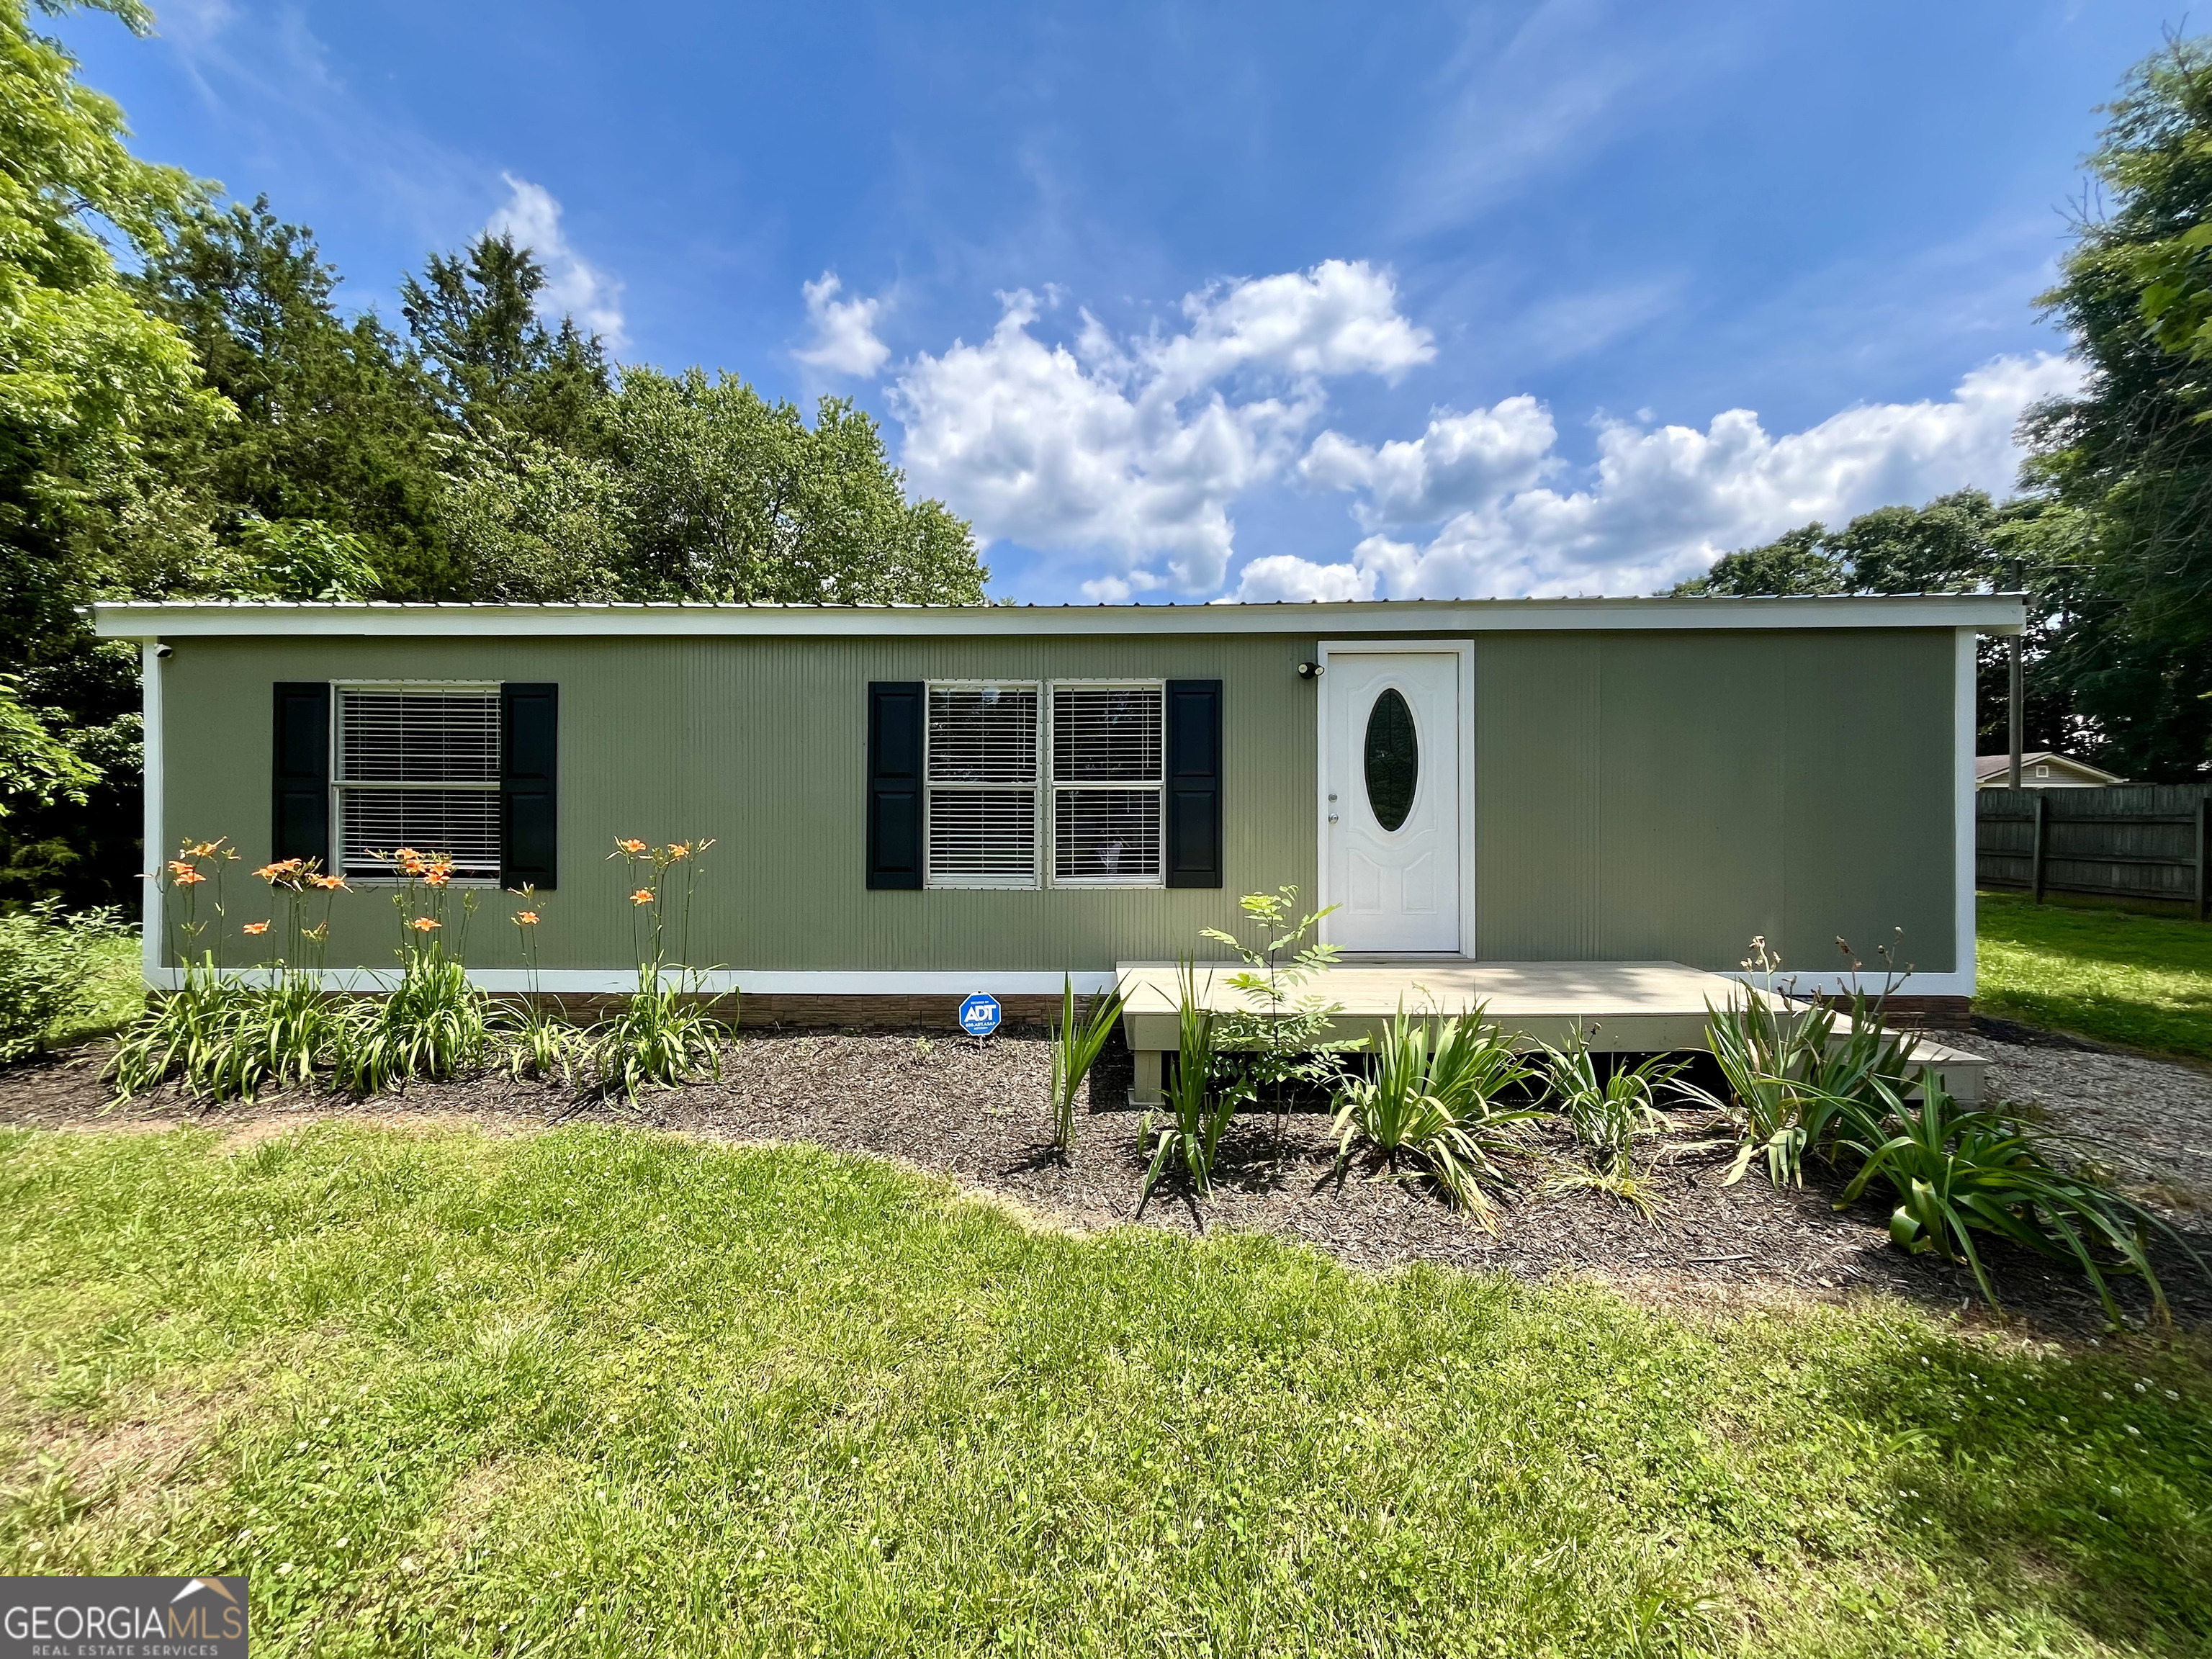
1054, 788, 1161, 883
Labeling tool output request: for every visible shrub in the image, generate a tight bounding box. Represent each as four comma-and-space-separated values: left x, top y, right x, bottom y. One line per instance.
1048, 973, 1123, 1157
0, 901, 126, 1061
1838, 1076, 2204, 1323
1137, 959, 1237, 1217
1201, 886, 1356, 1127
590, 837, 729, 1100
1331, 1002, 1537, 1222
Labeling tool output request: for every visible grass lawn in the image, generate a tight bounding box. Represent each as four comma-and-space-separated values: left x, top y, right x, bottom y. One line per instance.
1977, 891, 2212, 1061
0, 1122, 2206, 1656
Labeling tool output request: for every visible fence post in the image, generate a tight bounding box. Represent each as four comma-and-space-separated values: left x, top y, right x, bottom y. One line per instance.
2198, 794, 2208, 924
2032, 792, 2049, 905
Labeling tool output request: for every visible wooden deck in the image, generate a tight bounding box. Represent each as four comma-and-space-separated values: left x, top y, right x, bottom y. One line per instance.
1113, 958, 1990, 1105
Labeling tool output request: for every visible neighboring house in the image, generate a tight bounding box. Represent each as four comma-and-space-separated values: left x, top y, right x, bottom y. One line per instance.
1974, 751, 2128, 790
94, 593, 2020, 1013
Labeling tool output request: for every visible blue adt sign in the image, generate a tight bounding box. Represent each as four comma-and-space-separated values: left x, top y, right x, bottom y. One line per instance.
958, 992, 1003, 1038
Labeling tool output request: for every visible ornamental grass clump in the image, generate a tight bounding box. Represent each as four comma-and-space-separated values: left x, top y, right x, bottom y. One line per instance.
590, 837, 729, 1102
1539, 1023, 1687, 1220
1136, 959, 1236, 1219
109, 838, 260, 1100
1837, 1074, 2205, 1323
1047, 973, 1123, 1158
336, 849, 490, 1094
220, 855, 351, 1094
496, 887, 582, 1082
1331, 1001, 1538, 1223
1701, 935, 1924, 1187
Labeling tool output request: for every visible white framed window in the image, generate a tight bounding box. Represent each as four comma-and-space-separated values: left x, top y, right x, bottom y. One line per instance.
925, 683, 1040, 887
1051, 681, 1164, 886
334, 683, 503, 878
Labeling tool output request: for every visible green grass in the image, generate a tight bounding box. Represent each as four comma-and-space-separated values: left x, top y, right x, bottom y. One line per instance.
1, 1123, 2206, 1655
1977, 891, 2212, 1061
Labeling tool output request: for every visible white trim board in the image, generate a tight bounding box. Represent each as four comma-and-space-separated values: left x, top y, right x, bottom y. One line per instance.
134, 964, 1968, 998
139, 642, 163, 985
138, 968, 1122, 995
1954, 628, 1979, 999
93, 593, 2026, 640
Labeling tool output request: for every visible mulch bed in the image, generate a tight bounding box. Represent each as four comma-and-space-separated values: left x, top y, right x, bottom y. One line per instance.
4, 1026, 2208, 1336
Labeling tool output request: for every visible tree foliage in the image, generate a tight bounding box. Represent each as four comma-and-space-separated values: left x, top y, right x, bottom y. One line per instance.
0, 1, 987, 907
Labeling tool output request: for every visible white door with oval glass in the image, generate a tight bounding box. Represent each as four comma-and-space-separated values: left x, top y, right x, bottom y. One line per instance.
1323, 649, 1462, 953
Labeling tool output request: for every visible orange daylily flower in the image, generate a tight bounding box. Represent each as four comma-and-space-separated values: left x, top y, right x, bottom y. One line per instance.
629, 889, 654, 906
408, 917, 441, 932
423, 868, 451, 888
513, 910, 540, 926
615, 837, 647, 856
170, 868, 206, 886
310, 874, 348, 891
242, 920, 270, 935
667, 842, 690, 859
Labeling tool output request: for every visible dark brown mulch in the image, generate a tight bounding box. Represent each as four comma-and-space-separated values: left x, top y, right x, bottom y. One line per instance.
4, 1028, 2206, 1336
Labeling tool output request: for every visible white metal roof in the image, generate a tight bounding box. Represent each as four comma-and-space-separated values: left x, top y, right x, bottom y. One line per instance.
92, 593, 2026, 639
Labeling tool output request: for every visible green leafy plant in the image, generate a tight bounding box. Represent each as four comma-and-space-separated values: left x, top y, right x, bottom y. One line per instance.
497, 886, 580, 1082
336, 849, 490, 1094
106, 954, 258, 1102
1699, 935, 1924, 1187
1837, 1075, 2205, 1324
590, 837, 729, 1100
1201, 886, 1356, 1133
108, 838, 264, 1100
1136, 959, 1237, 1219
1540, 1024, 1687, 1219
0, 901, 126, 1061
1331, 1002, 1538, 1223
1047, 973, 1123, 1158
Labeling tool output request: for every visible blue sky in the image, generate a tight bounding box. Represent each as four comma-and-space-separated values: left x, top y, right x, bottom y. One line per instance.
58, 0, 2179, 602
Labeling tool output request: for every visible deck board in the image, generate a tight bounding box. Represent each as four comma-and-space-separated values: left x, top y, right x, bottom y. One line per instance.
1112, 958, 1989, 1102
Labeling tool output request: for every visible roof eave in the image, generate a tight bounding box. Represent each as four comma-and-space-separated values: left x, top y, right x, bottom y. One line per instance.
91, 593, 2029, 640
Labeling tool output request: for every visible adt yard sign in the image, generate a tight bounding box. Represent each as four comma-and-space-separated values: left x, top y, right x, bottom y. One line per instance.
958, 993, 1002, 1038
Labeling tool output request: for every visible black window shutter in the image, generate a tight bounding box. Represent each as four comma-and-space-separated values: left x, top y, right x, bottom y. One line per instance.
868, 681, 924, 889
501, 683, 559, 889
1165, 679, 1223, 888
271, 682, 331, 868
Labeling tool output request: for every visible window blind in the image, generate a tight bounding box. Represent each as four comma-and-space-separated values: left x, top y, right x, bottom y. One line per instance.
1052, 684, 1164, 884
336, 688, 503, 876
926, 685, 1038, 886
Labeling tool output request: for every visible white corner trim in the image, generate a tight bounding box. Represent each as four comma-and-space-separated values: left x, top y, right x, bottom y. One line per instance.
138, 967, 1120, 995
1954, 627, 1978, 998
140, 642, 162, 984
91, 593, 2028, 641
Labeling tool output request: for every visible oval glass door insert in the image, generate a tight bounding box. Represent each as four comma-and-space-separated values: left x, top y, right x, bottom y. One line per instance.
1363, 688, 1418, 832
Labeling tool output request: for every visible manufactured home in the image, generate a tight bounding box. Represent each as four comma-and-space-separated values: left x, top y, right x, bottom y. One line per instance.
94, 593, 2021, 1091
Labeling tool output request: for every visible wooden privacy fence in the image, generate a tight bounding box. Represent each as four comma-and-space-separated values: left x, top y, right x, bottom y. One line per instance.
1977, 785, 2211, 920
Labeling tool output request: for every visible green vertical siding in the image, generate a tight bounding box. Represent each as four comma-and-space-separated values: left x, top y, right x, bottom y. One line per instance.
1471, 629, 1956, 972
153, 624, 1961, 975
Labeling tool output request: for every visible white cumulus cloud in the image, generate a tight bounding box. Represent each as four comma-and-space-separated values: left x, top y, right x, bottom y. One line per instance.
487, 174, 626, 349
891, 261, 1431, 594
1298, 397, 1560, 528
1236, 353, 2082, 602
795, 271, 891, 377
